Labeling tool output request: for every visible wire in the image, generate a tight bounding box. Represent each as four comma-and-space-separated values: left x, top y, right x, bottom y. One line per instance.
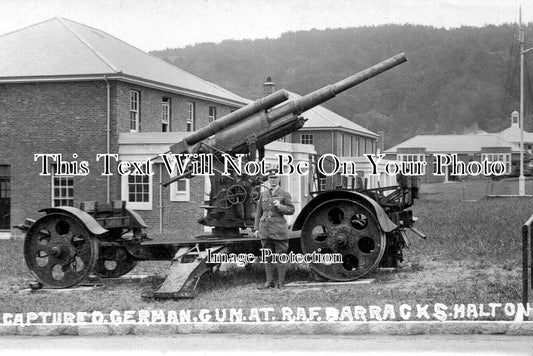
525, 59, 532, 110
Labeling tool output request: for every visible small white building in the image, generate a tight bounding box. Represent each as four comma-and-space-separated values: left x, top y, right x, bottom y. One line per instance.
384, 111, 523, 182
498, 110, 533, 155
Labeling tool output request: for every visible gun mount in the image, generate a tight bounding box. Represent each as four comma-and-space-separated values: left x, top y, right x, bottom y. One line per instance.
20, 53, 422, 298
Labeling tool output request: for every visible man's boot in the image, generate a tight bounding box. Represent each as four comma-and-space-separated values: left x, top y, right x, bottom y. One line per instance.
257, 262, 275, 289
277, 263, 287, 289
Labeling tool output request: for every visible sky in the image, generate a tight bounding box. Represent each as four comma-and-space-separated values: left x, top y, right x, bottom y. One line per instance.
0, 0, 532, 51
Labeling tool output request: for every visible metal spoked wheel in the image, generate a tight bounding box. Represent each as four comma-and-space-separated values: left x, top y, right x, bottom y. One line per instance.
226, 184, 247, 205
250, 185, 266, 203
24, 212, 99, 288
300, 199, 385, 281
216, 189, 233, 209
94, 246, 138, 278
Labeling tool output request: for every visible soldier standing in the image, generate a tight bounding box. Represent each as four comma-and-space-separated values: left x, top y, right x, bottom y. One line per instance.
254, 168, 295, 289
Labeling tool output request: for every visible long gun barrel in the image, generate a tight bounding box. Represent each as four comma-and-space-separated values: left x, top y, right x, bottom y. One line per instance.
266, 53, 407, 122
214, 53, 407, 151
163, 53, 407, 186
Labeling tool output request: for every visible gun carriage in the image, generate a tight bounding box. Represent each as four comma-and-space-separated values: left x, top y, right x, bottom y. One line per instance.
20, 53, 424, 298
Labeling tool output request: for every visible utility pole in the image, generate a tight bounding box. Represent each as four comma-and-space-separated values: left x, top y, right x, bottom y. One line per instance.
519, 6, 526, 196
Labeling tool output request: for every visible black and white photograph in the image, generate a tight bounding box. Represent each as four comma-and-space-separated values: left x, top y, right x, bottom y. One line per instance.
1, 0, 533, 354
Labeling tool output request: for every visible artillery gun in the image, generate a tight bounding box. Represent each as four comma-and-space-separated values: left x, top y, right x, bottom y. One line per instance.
20, 53, 423, 298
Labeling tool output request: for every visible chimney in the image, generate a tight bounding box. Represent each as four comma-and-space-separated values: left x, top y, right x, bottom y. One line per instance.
263, 76, 276, 96
377, 131, 385, 153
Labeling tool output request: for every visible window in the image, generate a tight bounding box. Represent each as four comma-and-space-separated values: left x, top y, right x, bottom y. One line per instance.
399, 154, 426, 175
52, 167, 74, 207
170, 178, 190, 201
300, 134, 314, 145
121, 165, 152, 210
399, 154, 425, 162
346, 175, 354, 189
208, 106, 217, 123
319, 178, 327, 191
431, 155, 447, 174
341, 134, 345, 156
361, 138, 376, 154
0, 166, 10, 199
130, 90, 140, 132
162, 97, 170, 132
0, 165, 11, 229
481, 153, 511, 174
186, 102, 195, 132
204, 176, 211, 202
128, 176, 150, 202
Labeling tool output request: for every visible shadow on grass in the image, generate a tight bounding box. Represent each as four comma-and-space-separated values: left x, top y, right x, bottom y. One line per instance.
197, 262, 314, 292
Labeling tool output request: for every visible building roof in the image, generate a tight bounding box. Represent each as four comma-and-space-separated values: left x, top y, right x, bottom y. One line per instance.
497, 125, 533, 143
287, 92, 379, 138
118, 132, 189, 161
384, 134, 521, 154
0, 17, 249, 106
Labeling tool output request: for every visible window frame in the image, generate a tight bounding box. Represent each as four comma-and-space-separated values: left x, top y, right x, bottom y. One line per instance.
481, 153, 511, 174
0, 165, 10, 200
130, 90, 140, 132
208, 106, 217, 123
399, 154, 425, 162
0, 165, 10, 229
187, 102, 195, 132
121, 170, 152, 210
51, 167, 74, 207
162, 97, 170, 132
170, 178, 190, 201
300, 133, 314, 145
319, 177, 327, 191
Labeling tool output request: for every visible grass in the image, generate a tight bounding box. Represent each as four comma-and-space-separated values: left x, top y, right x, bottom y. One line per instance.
414, 178, 532, 263
420, 176, 533, 201
0, 177, 531, 321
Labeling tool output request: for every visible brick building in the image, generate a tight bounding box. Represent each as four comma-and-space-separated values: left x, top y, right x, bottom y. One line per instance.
0, 18, 390, 239
0, 17, 248, 237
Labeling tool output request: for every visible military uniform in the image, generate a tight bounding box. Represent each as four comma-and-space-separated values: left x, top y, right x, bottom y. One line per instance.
254, 183, 294, 288
254, 186, 294, 240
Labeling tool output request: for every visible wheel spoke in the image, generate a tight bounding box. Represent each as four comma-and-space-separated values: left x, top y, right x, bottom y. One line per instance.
24, 213, 98, 288
94, 246, 138, 278
308, 210, 331, 229
301, 199, 385, 281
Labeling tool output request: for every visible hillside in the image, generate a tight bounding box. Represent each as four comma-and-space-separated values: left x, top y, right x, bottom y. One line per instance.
152, 24, 533, 148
